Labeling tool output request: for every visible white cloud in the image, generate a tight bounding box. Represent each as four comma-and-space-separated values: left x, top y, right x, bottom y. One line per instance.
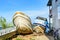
0, 7, 49, 23
21, 9, 49, 23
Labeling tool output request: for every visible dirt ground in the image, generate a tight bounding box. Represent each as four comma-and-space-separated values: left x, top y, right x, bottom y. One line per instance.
12, 32, 50, 40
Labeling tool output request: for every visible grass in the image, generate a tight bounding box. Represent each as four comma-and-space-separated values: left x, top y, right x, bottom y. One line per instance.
16, 38, 35, 40
0, 17, 7, 29
30, 38, 35, 40
0, 17, 14, 29
16, 38, 24, 40
16, 38, 21, 40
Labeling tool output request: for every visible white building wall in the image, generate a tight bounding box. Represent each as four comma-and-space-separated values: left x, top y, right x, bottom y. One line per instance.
52, 0, 58, 29
57, 0, 60, 6
58, 19, 60, 37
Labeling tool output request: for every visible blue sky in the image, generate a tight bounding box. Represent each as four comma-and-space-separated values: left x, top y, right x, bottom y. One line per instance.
0, 0, 49, 23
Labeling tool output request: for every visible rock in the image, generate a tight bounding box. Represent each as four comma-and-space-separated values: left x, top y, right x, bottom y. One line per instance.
33, 25, 45, 34
13, 11, 33, 34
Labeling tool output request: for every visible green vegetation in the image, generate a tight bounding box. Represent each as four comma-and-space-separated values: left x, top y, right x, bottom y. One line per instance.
16, 38, 24, 40
30, 38, 35, 40
0, 17, 14, 29
14, 37, 36, 40
16, 38, 21, 40
7, 22, 14, 28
